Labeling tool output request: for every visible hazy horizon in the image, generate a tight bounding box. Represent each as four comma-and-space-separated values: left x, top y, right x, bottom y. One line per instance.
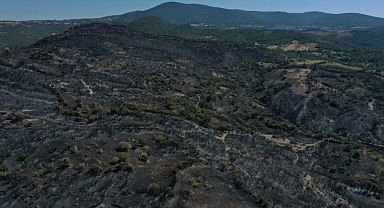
1, 0, 384, 21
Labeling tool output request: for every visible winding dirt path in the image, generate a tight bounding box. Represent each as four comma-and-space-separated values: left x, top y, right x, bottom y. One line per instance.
80, 79, 93, 96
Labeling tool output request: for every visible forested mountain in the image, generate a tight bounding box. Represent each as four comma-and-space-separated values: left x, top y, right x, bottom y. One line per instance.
128, 16, 184, 37
311, 13, 384, 27
124, 16, 384, 72
0, 17, 118, 48
114, 2, 268, 26
2, 2, 384, 48
114, 2, 384, 27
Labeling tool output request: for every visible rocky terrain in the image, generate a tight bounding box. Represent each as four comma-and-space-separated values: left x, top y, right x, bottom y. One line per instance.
1, 23, 384, 207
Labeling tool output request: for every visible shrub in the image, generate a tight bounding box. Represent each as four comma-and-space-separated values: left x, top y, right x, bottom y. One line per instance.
189, 177, 199, 187
115, 163, 134, 172
165, 186, 176, 197
89, 164, 103, 173
330, 100, 339, 108
374, 167, 382, 179
59, 157, 71, 168
0, 163, 10, 179
14, 111, 24, 122
329, 165, 337, 174
116, 142, 132, 152
70, 145, 78, 154
118, 153, 130, 163
111, 157, 120, 165
343, 144, 352, 152
88, 115, 100, 123
235, 177, 244, 189
139, 153, 149, 162
204, 181, 213, 189
138, 138, 148, 146
0, 171, 8, 179
352, 150, 361, 159
146, 183, 161, 196
374, 154, 383, 161
0, 163, 9, 172
78, 163, 85, 170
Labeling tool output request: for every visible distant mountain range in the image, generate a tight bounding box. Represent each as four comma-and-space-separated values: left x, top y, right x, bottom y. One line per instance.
114, 2, 384, 27
1, 1, 384, 48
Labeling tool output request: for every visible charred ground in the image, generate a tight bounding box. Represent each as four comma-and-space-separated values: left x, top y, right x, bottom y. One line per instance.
1, 23, 384, 207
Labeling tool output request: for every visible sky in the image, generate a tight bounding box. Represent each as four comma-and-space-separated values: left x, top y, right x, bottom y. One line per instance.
1, 0, 383, 21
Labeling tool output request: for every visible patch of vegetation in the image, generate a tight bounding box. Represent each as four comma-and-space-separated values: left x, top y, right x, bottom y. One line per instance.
139, 153, 149, 162
116, 142, 132, 152
114, 162, 134, 172
0, 163, 10, 179
118, 153, 131, 163
59, 157, 71, 169
145, 183, 161, 196
89, 164, 103, 173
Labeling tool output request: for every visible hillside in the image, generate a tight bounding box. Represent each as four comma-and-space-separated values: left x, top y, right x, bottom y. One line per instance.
0, 17, 117, 48
114, 2, 384, 27
127, 16, 185, 37
124, 17, 384, 72
312, 13, 384, 27
114, 2, 268, 26
2, 2, 384, 48
1, 23, 384, 207
336, 30, 384, 49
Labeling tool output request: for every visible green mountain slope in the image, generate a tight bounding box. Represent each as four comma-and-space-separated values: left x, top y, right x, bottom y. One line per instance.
1, 2, 384, 49
0, 21, 71, 48
128, 16, 183, 36
339, 30, 384, 49
0, 17, 117, 48
114, 2, 268, 26
114, 2, 384, 27
312, 13, 384, 27
122, 17, 384, 72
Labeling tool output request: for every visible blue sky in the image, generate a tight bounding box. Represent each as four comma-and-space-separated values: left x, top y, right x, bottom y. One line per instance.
1, 0, 383, 21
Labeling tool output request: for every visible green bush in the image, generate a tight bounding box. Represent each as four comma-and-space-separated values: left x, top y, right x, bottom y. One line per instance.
0, 171, 8, 179
139, 153, 149, 162
352, 150, 361, 159
14, 111, 25, 122
111, 156, 120, 165
189, 177, 199, 187
118, 153, 130, 163
138, 138, 148, 146
0, 163, 9, 179
89, 164, 103, 173
114, 163, 134, 172
70, 145, 78, 154
0, 163, 9, 172
343, 144, 352, 152
116, 141, 132, 152
59, 157, 71, 168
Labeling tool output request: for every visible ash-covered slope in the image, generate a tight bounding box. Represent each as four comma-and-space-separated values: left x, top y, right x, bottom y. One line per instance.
0, 23, 384, 207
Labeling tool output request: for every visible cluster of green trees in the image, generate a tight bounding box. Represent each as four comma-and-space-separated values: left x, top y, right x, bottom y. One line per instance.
125, 17, 384, 73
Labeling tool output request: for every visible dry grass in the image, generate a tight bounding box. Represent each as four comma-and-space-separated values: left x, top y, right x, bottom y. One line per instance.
320, 62, 362, 71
